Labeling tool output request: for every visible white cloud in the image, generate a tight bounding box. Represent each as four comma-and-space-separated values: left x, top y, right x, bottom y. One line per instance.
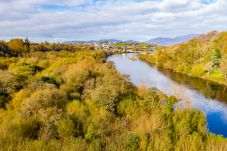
0, 0, 226, 42
160, 0, 192, 10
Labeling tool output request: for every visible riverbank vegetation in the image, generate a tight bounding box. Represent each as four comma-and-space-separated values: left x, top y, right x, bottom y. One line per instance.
0, 39, 227, 150
113, 42, 155, 52
139, 31, 227, 86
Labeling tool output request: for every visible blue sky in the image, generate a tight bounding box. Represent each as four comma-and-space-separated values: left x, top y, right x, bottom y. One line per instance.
0, 0, 226, 42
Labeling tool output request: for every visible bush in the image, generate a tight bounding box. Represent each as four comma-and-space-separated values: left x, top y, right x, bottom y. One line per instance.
11, 81, 56, 108
175, 133, 204, 151
8, 38, 29, 55
126, 134, 140, 150
191, 64, 205, 77
38, 107, 62, 140
20, 88, 67, 118
91, 86, 119, 112
19, 118, 40, 139
9, 63, 42, 77
210, 70, 224, 79
41, 76, 63, 87
85, 123, 99, 141
57, 119, 75, 138
66, 100, 89, 120
0, 71, 23, 108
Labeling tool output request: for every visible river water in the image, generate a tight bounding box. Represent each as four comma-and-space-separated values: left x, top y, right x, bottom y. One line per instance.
107, 54, 227, 137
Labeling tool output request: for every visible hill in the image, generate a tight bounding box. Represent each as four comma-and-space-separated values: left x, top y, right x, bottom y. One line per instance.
146, 34, 199, 46
140, 31, 227, 85
64, 39, 122, 44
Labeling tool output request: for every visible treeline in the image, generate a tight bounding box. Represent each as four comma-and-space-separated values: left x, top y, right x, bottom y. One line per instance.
140, 31, 227, 85
0, 38, 95, 56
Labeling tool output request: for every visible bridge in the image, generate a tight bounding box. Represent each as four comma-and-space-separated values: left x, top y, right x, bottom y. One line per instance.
124, 50, 155, 54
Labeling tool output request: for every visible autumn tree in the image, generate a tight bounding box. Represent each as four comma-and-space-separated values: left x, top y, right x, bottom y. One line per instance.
7, 38, 28, 55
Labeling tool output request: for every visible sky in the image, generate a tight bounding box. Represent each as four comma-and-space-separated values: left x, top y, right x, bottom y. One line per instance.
0, 0, 227, 42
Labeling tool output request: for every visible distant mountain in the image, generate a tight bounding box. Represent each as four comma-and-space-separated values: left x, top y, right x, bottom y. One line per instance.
145, 34, 199, 46
63, 39, 122, 44
98, 39, 122, 43
64, 34, 199, 45
124, 40, 139, 43
63, 40, 98, 44
63, 39, 141, 44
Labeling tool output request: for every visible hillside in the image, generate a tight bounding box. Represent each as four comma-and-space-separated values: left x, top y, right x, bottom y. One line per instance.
140, 31, 227, 85
146, 34, 199, 46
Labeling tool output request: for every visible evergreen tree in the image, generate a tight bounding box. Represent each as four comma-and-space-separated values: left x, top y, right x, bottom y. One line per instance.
212, 48, 222, 68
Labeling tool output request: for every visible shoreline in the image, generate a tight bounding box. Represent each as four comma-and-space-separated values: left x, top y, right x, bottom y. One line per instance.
138, 54, 227, 87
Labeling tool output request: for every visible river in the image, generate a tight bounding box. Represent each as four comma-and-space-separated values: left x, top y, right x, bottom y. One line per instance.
107, 54, 227, 137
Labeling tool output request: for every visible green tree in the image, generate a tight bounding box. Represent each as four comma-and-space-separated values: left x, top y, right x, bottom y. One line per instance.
0, 41, 9, 56
212, 48, 222, 68
24, 38, 30, 52
220, 56, 227, 80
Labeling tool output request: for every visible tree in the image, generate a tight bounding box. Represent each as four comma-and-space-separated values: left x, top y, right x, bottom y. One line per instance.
0, 41, 9, 56
24, 38, 30, 52
24, 38, 30, 46
220, 56, 227, 80
212, 48, 222, 68
205, 61, 213, 76
7, 38, 27, 55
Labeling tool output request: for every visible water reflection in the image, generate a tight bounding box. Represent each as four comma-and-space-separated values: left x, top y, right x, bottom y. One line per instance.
157, 68, 227, 104
107, 54, 227, 137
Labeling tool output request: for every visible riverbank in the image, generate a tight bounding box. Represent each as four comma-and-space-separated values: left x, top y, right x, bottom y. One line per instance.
138, 54, 227, 87
108, 54, 227, 138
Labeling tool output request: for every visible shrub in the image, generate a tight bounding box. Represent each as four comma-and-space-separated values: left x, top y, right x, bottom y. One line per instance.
0, 71, 23, 108
66, 100, 89, 118
38, 107, 62, 140
20, 88, 67, 118
91, 86, 119, 112
175, 133, 204, 151
8, 38, 28, 55
19, 118, 40, 139
117, 99, 139, 117
85, 123, 99, 141
191, 64, 205, 77
41, 76, 63, 87
126, 134, 140, 150
11, 81, 56, 108
210, 70, 224, 79
9, 63, 42, 77
57, 119, 75, 138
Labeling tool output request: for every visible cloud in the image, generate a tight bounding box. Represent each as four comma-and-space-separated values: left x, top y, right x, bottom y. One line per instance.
160, 0, 193, 11
0, 0, 226, 42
